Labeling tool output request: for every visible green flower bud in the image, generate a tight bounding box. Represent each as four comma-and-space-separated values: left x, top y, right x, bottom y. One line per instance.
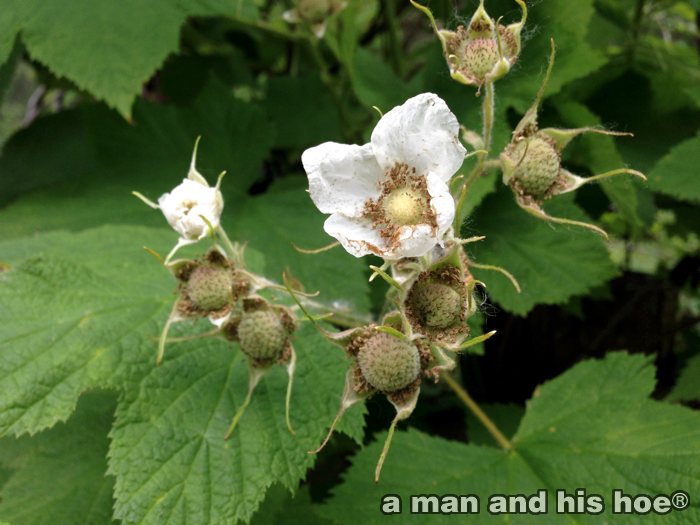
238, 310, 288, 361
411, 283, 462, 329
463, 38, 501, 82
412, 0, 527, 88
405, 264, 470, 343
503, 135, 561, 197
186, 264, 235, 312
357, 333, 420, 392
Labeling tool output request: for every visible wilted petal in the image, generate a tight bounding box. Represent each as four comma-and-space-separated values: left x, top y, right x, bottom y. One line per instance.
323, 214, 389, 258
371, 93, 465, 182
303, 142, 384, 217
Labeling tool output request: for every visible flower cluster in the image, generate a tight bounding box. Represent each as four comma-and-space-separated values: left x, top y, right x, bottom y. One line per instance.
300, 93, 505, 481
134, 139, 301, 438
130, 0, 644, 485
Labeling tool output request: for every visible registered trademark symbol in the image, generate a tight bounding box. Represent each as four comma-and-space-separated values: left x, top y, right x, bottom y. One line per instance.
671, 490, 689, 511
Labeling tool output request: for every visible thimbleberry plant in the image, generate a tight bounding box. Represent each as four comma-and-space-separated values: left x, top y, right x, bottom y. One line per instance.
1, 1, 700, 524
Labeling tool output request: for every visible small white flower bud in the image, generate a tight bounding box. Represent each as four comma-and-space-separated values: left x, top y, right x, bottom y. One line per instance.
158, 179, 224, 242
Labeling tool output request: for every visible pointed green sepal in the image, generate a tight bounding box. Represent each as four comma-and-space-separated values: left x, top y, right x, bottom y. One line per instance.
156, 295, 185, 366
410, 0, 448, 54
455, 330, 497, 352
310, 369, 373, 454
369, 265, 404, 295
224, 362, 270, 440
375, 387, 420, 483
558, 168, 647, 195
468, 0, 495, 39
466, 259, 521, 293
284, 345, 297, 435
539, 127, 633, 150
132, 191, 159, 209
513, 39, 556, 137
188, 136, 209, 186
428, 344, 456, 374
504, 0, 528, 58
515, 196, 609, 240
375, 325, 408, 341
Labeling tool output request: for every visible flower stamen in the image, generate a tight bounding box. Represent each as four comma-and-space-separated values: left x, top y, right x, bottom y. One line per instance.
363, 164, 439, 248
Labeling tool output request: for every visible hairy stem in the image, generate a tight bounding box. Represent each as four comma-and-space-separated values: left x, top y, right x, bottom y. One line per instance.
440, 371, 512, 450
463, 82, 496, 193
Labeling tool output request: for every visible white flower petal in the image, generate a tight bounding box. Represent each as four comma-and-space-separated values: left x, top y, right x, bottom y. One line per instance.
394, 224, 440, 258
371, 93, 466, 182
323, 214, 390, 258
426, 172, 455, 240
302, 142, 384, 217
158, 179, 224, 241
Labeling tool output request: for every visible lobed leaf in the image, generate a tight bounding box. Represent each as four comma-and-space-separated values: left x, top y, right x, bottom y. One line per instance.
109, 322, 365, 525
321, 352, 700, 523
667, 354, 700, 403
647, 133, 700, 203
0, 226, 178, 437
0, 0, 260, 117
0, 390, 117, 525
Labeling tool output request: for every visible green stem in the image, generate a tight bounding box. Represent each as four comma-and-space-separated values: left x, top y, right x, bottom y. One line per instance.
628, 0, 646, 64
463, 82, 495, 194
441, 371, 512, 450
385, 0, 404, 77
306, 37, 334, 90
216, 226, 242, 265
482, 82, 495, 155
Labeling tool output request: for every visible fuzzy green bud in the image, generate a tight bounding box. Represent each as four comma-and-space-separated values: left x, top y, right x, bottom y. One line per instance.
187, 265, 234, 312
464, 38, 501, 82
238, 310, 288, 360
509, 137, 561, 195
412, 283, 462, 329
357, 333, 420, 392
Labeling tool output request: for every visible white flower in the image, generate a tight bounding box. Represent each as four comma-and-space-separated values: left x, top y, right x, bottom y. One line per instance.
302, 93, 466, 260
133, 137, 225, 263
158, 178, 223, 241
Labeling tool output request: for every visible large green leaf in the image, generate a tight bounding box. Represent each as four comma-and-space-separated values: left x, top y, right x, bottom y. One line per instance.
667, 353, 700, 403
466, 403, 524, 447
0, 0, 259, 117
0, 222, 367, 523
647, 133, 700, 203
0, 227, 177, 438
264, 75, 343, 149
351, 47, 421, 113
250, 484, 332, 525
464, 188, 619, 316
321, 352, 700, 523
0, 390, 117, 525
0, 109, 99, 206
108, 321, 365, 525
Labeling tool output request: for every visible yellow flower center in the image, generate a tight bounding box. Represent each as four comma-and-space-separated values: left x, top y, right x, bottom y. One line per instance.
382, 188, 428, 226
